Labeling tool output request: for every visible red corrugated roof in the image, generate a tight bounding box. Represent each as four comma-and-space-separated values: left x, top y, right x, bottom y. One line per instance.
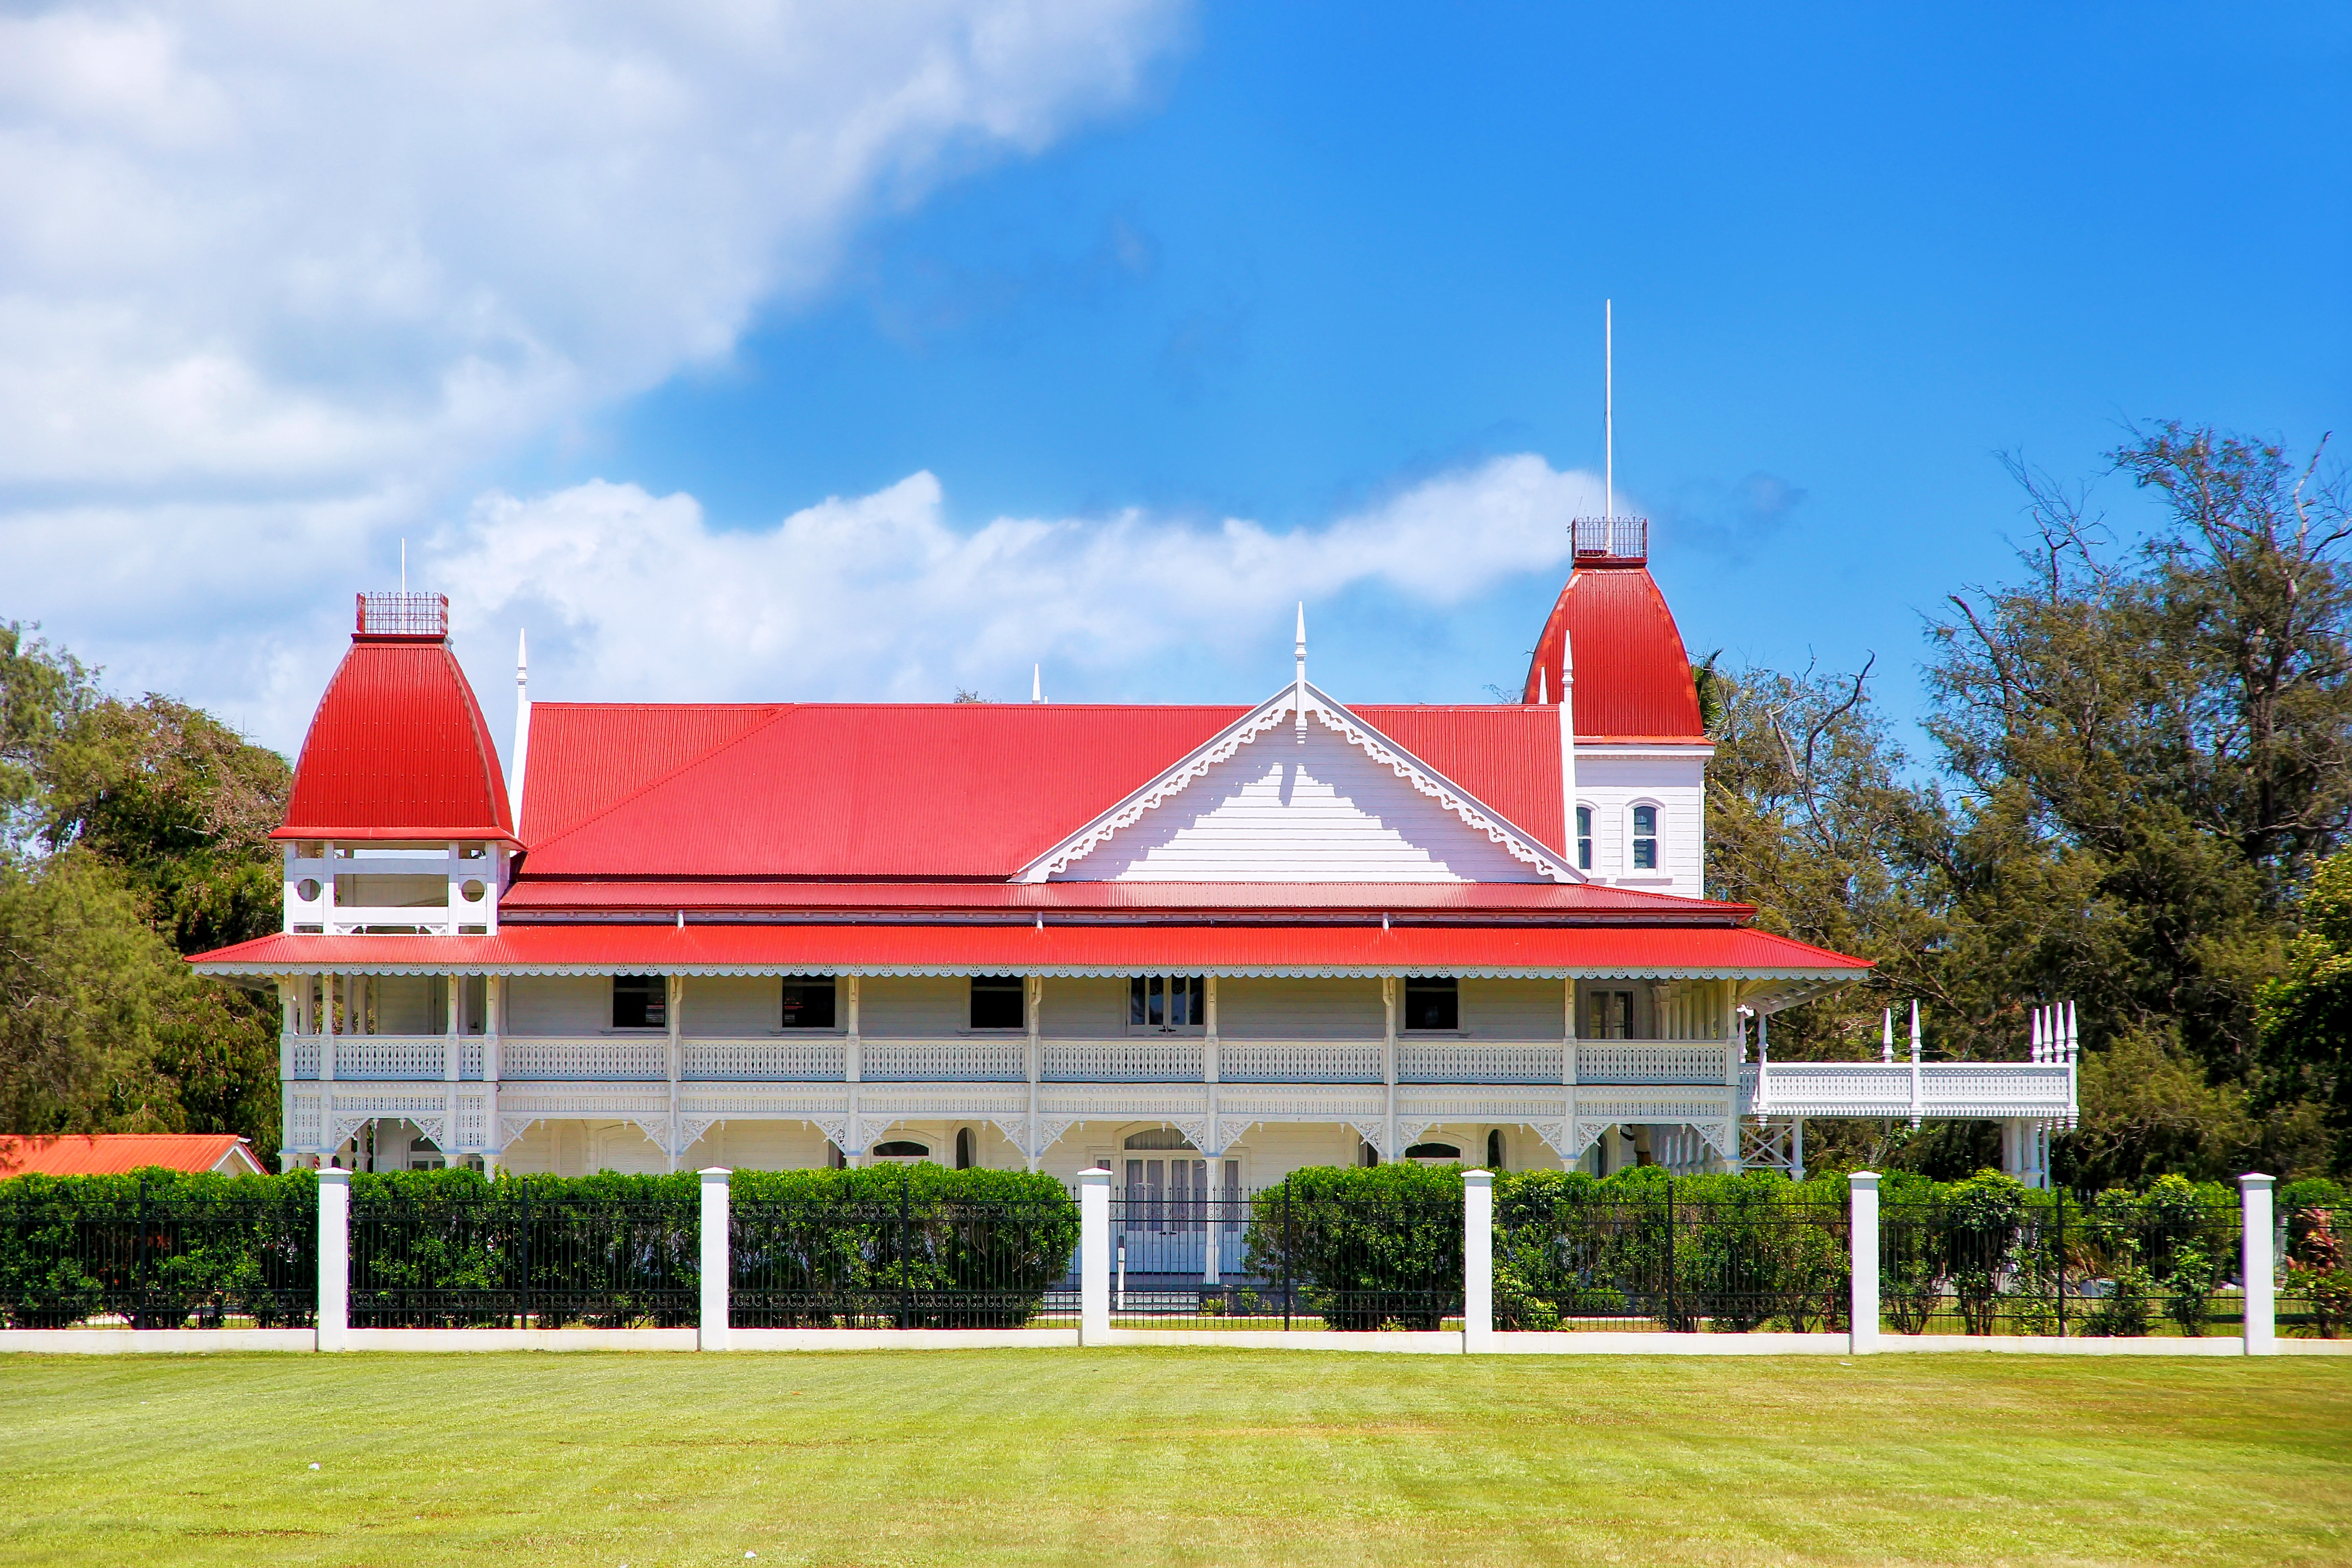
516, 702, 1572, 882
1521, 563, 1708, 740
499, 879, 1749, 921
0, 1134, 262, 1177
192, 924, 1868, 976
276, 634, 516, 843
1352, 705, 1566, 854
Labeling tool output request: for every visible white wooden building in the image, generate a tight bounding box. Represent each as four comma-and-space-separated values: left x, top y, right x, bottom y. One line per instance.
193, 524, 2076, 1187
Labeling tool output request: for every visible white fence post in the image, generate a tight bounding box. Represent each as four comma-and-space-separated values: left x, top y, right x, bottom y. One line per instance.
2241, 1172, 2275, 1357
1463, 1169, 1494, 1353
1848, 1170, 1880, 1355
1080, 1166, 1111, 1345
317, 1168, 349, 1352
699, 1167, 731, 1352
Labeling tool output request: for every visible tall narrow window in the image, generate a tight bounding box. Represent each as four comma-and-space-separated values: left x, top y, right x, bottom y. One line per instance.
1576, 805, 1593, 870
1631, 805, 1659, 870
1404, 976, 1459, 1031
1128, 975, 1206, 1031
779, 975, 836, 1029
1586, 989, 1634, 1039
956, 1127, 975, 1169
970, 975, 1025, 1030
1486, 1128, 1506, 1170
612, 975, 666, 1029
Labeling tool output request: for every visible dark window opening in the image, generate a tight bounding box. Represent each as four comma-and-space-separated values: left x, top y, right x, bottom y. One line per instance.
1576, 805, 1593, 871
1357, 1141, 1381, 1167
1128, 975, 1205, 1029
872, 1139, 931, 1158
1405, 1142, 1462, 1161
970, 975, 1024, 1030
1403, 975, 1458, 1031
955, 1127, 974, 1169
780, 975, 836, 1029
1486, 1128, 1506, 1170
612, 975, 666, 1029
1632, 805, 1659, 871
1586, 989, 1634, 1039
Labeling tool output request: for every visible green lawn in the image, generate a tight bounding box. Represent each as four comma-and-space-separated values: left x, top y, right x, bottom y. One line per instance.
3, 1351, 2347, 1567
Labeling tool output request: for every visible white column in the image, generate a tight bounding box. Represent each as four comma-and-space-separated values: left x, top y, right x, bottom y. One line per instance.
667, 976, 684, 1173
321, 975, 338, 1084
1382, 975, 1398, 1163
317, 1169, 350, 1352
2241, 1172, 2275, 1357
483, 974, 502, 1174
1463, 1169, 1494, 1353
1849, 1170, 1880, 1354
843, 975, 861, 1165
1026, 975, 1042, 1172
699, 1167, 731, 1352
1079, 1166, 1112, 1345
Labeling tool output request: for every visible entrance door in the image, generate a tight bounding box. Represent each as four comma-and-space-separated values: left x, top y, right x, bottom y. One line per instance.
1119, 1156, 1244, 1284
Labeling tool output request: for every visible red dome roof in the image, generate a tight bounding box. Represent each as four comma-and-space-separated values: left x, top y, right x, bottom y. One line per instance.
274, 633, 516, 843
1521, 562, 1706, 741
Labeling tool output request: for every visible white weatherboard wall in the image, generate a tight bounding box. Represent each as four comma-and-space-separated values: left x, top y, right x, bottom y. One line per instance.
506, 976, 608, 1034
1573, 749, 1705, 897
1058, 723, 1548, 883
683, 977, 786, 1036
1460, 980, 1565, 1038
1041, 978, 1128, 1037
1216, 979, 1385, 1039
860, 977, 969, 1037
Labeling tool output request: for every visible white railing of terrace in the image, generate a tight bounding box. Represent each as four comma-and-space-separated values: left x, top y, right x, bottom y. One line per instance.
281, 1035, 1758, 1086
1741, 1062, 2075, 1120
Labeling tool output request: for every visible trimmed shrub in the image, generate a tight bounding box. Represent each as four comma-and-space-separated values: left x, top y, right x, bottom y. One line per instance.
1242, 1164, 1463, 1330
0, 1168, 316, 1328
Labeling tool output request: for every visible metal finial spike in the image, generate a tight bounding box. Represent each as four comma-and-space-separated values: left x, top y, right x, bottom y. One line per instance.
1294, 602, 1308, 745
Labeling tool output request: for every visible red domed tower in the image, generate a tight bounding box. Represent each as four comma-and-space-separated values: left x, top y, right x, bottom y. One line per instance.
273, 593, 516, 935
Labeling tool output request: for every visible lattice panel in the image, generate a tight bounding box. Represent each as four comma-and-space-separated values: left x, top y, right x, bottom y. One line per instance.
287, 1093, 322, 1149
1575, 1044, 1730, 1085
861, 1040, 1024, 1082
1041, 1039, 1205, 1082
500, 1039, 666, 1081
682, 1039, 845, 1081
1395, 1042, 1564, 1084
459, 1040, 484, 1080
329, 1036, 449, 1081
1219, 1043, 1383, 1083
288, 1039, 320, 1080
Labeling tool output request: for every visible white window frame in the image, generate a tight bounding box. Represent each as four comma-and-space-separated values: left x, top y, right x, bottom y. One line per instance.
1574, 803, 1595, 872
1625, 799, 1664, 876
1125, 974, 1207, 1035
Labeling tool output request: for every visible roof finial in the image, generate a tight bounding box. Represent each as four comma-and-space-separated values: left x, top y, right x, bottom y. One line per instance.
1294, 602, 1308, 745
509, 628, 532, 826
1536, 666, 1547, 705
516, 627, 528, 688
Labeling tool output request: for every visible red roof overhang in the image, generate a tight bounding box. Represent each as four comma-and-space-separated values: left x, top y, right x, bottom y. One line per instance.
190, 924, 1869, 980
498, 879, 1755, 924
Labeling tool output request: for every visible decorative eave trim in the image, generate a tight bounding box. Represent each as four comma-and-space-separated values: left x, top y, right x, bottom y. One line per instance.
193, 958, 1862, 983
1014, 681, 1579, 885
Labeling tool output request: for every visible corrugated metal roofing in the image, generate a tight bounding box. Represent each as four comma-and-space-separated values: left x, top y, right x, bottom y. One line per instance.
276, 635, 516, 843
0, 1134, 264, 1177
499, 878, 1748, 921
514, 701, 1575, 882
192, 924, 1869, 978
1521, 564, 1709, 740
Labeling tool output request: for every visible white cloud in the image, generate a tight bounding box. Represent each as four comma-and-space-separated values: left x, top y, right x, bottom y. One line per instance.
430, 456, 1600, 723
0, 0, 1184, 487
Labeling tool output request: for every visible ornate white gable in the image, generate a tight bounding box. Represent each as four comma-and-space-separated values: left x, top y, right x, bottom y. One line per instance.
1020, 685, 1575, 884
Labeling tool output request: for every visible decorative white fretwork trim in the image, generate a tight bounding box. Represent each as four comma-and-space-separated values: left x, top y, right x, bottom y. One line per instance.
676, 1116, 720, 1155
497, 1115, 542, 1151
1015, 682, 1578, 884
1345, 1118, 1390, 1159
1529, 1119, 1571, 1156
1394, 1117, 1439, 1150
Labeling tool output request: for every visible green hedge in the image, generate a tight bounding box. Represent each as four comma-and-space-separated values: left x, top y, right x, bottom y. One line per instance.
0, 1169, 316, 1328
730, 1165, 1078, 1328
349, 1169, 698, 1328
1240, 1164, 1465, 1330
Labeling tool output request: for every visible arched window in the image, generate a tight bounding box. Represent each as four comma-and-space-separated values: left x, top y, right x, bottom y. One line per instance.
1486, 1128, 1506, 1170
1575, 805, 1593, 870
955, 1127, 975, 1169
1125, 1128, 1196, 1150
871, 1139, 931, 1162
1405, 1142, 1462, 1165
1631, 804, 1659, 870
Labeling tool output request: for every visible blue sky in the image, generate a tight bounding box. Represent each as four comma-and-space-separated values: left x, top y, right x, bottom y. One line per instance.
4, 1, 2346, 754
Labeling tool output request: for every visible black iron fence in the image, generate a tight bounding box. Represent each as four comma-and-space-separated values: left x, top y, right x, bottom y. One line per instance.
2278, 1202, 2346, 1338
1100, 1168, 1463, 1330
1879, 1181, 2243, 1338
1495, 1181, 1847, 1333
0, 1174, 316, 1329
731, 1183, 1078, 1328
350, 1178, 697, 1328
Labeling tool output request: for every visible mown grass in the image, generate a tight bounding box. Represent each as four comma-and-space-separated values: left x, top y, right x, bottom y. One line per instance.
1, 1349, 2346, 1567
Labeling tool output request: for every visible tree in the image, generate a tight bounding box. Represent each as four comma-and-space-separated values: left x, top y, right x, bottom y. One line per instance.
2258, 845, 2352, 1172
